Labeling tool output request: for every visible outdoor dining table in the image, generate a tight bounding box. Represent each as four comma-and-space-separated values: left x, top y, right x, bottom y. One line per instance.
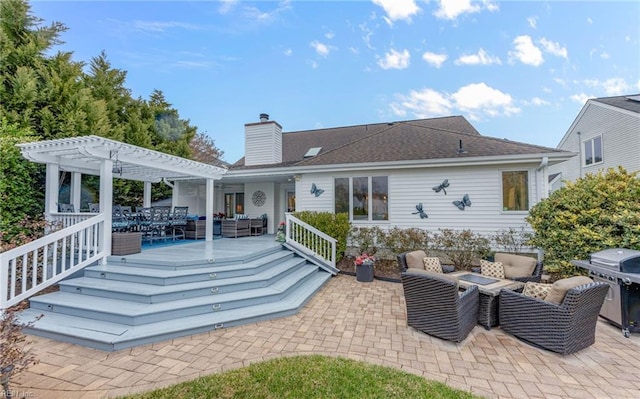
448, 271, 525, 330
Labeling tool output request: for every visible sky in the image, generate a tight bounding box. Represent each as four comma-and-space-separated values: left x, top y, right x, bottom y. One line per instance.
31, 0, 640, 163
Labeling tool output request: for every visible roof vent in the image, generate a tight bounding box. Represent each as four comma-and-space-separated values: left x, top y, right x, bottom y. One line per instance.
259, 113, 269, 122
457, 139, 467, 154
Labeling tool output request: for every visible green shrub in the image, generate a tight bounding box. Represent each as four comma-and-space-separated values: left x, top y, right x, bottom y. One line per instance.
491, 225, 534, 255
293, 211, 351, 258
349, 226, 384, 256
431, 229, 490, 270
377, 227, 430, 256
527, 167, 640, 277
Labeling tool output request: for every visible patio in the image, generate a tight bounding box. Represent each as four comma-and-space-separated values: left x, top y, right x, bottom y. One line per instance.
12, 260, 640, 399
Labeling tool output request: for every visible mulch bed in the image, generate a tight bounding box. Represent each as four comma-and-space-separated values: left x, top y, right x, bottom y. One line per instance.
336, 256, 402, 283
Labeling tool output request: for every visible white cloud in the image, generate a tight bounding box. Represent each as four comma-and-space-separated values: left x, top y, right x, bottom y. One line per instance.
132, 20, 201, 33
530, 97, 550, 106
583, 77, 634, 96
509, 35, 543, 66
390, 83, 519, 121
527, 16, 537, 29
378, 48, 411, 70
433, 0, 498, 20
539, 38, 568, 59
391, 88, 452, 118
454, 48, 501, 65
241, 1, 292, 24
422, 51, 448, 68
587, 17, 593, 24
452, 83, 520, 119
284, 48, 292, 56
310, 40, 331, 57
600, 52, 610, 60
218, 0, 238, 14
372, 0, 420, 24
325, 31, 335, 40
570, 93, 591, 104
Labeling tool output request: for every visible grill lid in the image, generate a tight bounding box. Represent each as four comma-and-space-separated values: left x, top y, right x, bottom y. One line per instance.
590, 248, 640, 273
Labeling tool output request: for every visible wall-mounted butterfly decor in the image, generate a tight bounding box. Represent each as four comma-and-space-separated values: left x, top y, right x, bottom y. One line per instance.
432, 179, 450, 195
453, 194, 472, 210
412, 203, 428, 219
310, 183, 325, 197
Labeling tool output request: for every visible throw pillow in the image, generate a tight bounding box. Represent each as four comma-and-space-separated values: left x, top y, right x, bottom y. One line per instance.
522, 282, 552, 300
405, 250, 427, 270
480, 260, 505, 279
545, 276, 594, 305
496, 253, 537, 279
422, 257, 444, 273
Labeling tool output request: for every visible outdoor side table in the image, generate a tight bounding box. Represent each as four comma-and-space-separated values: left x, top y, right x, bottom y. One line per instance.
111, 232, 142, 256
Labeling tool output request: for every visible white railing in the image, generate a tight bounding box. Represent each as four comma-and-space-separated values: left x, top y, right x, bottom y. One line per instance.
49, 212, 96, 229
285, 213, 337, 273
0, 214, 106, 310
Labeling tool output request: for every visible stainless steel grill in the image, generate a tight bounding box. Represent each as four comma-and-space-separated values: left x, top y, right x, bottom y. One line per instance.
573, 248, 640, 338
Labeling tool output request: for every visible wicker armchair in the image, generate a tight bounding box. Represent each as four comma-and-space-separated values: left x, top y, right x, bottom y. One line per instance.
499, 282, 609, 354
401, 270, 479, 342
397, 251, 455, 273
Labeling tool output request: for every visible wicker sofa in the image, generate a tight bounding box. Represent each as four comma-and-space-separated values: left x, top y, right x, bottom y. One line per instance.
401, 270, 479, 342
221, 218, 251, 238
472, 252, 543, 283
499, 280, 609, 354
397, 250, 455, 273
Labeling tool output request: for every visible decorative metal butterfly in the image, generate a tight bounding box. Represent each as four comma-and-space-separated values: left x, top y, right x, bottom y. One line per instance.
453, 194, 472, 210
432, 179, 450, 195
412, 203, 428, 219
310, 183, 324, 197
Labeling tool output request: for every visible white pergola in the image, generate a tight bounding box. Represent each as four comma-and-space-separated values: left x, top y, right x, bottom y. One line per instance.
18, 135, 227, 245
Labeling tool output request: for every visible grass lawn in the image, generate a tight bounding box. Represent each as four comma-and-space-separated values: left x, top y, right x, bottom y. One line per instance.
122, 354, 481, 399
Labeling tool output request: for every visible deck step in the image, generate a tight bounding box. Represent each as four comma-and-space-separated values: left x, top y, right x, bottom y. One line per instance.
58, 257, 307, 303
20, 272, 331, 351
32, 266, 320, 325
84, 250, 295, 285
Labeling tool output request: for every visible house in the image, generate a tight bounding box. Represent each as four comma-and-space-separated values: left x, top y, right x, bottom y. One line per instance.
548, 94, 640, 191
176, 114, 574, 237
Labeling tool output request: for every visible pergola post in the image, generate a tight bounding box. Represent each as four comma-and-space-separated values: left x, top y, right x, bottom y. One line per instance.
205, 179, 214, 242
143, 182, 152, 208
70, 172, 82, 211
100, 159, 113, 263
45, 163, 59, 217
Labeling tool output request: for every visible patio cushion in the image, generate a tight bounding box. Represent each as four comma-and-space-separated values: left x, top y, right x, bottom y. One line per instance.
480, 260, 505, 279
496, 253, 537, 279
405, 250, 428, 270
522, 282, 552, 300
545, 276, 594, 305
422, 257, 444, 273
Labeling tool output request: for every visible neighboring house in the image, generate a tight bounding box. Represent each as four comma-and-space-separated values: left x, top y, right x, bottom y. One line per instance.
176, 114, 574, 237
549, 94, 640, 191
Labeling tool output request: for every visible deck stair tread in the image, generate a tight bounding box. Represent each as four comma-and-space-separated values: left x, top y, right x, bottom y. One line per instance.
30, 266, 319, 318
20, 272, 331, 350
57, 257, 307, 298
92, 250, 294, 279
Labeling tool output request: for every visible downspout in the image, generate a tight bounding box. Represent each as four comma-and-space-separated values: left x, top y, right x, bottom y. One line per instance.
535, 156, 549, 265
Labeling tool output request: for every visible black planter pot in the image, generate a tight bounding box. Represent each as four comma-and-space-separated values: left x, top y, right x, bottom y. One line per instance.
356, 263, 374, 282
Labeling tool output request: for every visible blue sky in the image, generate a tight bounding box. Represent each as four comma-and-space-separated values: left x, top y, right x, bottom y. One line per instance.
32, 0, 640, 163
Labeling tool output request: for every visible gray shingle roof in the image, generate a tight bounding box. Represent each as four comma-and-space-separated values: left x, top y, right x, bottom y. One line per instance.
592, 94, 640, 114
230, 115, 565, 170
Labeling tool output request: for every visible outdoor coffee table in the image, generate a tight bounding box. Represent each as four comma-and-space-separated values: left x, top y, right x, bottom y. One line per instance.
449, 271, 525, 330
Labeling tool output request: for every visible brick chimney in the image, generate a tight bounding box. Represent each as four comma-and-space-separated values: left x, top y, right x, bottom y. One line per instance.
244, 113, 282, 166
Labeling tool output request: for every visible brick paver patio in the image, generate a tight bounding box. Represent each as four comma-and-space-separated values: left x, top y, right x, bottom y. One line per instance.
12, 274, 640, 398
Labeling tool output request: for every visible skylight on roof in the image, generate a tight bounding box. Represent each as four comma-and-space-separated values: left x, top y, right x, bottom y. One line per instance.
626, 95, 640, 102
304, 147, 322, 157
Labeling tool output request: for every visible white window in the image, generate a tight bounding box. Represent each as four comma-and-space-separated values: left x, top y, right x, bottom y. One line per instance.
502, 171, 529, 211
584, 136, 603, 166
334, 176, 388, 221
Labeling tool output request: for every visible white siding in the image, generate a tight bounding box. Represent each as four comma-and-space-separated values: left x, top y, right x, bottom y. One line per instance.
550, 103, 640, 186
244, 122, 282, 166
244, 182, 276, 233
297, 164, 546, 238
173, 181, 206, 216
